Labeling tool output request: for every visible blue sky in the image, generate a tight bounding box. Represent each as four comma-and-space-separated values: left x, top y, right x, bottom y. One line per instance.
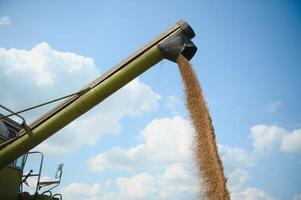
0, 0, 301, 199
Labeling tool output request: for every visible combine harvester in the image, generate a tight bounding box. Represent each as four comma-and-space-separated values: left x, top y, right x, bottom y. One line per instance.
0, 20, 197, 200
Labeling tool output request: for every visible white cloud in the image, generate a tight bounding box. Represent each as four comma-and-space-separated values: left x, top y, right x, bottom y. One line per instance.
116, 173, 157, 199
231, 187, 277, 200
158, 163, 199, 198
88, 117, 289, 199
0, 16, 11, 26
280, 129, 301, 153
73, 119, 301, 200
88, 116, 194, 172
60, 164, 198, 200
224, 125, 301, 200
58, 118, 299, 199
267, 101, 282, 112
60, 182, 102, 200
161, 163, 191, 182
250, 125, 301, 154
250, 125, 287, 153
115, 164, 198, 200
0, 42, 99, 111
0, 43, 160, 156
86, 116, 199, 199
0, 42, 97, 88
140, 116, 193, 162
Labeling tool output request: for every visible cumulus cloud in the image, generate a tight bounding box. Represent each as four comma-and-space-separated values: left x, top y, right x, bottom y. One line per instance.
81, 117, 301, 200
60, 182, 102, 200
60, 166, 276, 200
0, 42, 97, 87
250, 125, 301, 154
0, 16, 11, 26
60, 164, 198, 200
0, 42, 99, 112
219, 125, 301, 199
116, 173, 157, 199
88, 116, 194, 172
280, 129, 301, 153
250, 125, 287, 153
85, 116, 200, 199
223, 125, 301, 200
0, 43, 160, 155
157, 163, 199, 199
88, 117, 295, 199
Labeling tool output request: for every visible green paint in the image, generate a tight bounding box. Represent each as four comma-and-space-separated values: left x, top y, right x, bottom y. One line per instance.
0, 167, 22, 200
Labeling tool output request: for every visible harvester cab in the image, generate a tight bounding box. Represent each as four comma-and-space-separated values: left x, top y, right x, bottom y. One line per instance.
0, 113, 63, 200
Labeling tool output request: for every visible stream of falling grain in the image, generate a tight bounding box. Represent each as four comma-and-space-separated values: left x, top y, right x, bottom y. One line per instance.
177, 55, 230, 200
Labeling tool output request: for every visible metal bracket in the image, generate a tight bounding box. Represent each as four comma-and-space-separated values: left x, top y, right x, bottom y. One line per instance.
0, 105, 32, 136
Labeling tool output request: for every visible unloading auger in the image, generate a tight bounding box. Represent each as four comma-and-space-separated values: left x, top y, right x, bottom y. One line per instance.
0, 20, 197, 200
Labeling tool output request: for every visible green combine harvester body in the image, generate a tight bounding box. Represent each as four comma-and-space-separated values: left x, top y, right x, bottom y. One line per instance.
0, 20, 197, 200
